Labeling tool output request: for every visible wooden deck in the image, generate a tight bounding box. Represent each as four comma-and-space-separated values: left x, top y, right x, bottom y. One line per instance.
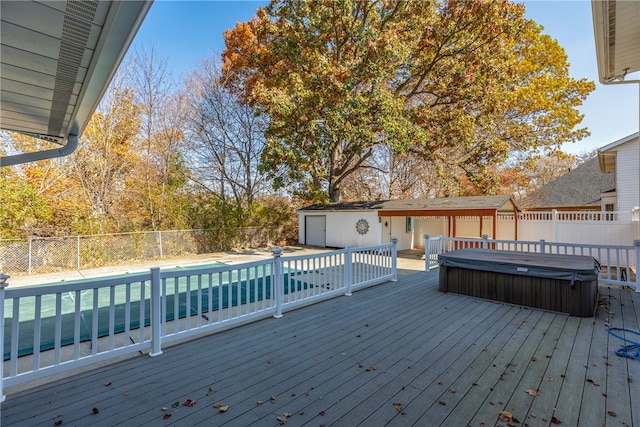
2, 270, 639, 426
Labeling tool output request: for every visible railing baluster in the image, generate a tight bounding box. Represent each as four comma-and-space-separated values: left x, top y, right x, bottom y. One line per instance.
34, 296, 42, 369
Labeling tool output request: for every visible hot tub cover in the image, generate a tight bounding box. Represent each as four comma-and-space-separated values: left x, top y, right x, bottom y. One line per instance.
438, 249, 600, 286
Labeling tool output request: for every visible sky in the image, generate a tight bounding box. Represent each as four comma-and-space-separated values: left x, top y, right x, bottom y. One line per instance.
130, 0, 639, 156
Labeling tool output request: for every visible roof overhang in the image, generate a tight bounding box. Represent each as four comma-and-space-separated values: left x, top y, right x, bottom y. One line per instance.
591, 0, 640, 83
0, 0, 152, 166
597, 131, 639, 173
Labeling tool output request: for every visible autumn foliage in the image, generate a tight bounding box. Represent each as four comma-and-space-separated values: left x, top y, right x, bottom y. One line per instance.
222, 0, 594, 202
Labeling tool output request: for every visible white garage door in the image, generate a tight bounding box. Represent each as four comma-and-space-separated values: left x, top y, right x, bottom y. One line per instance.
305, 215, 326, 247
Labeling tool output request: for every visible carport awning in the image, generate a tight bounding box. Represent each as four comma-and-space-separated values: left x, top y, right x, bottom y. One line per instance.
375, 195, 519, 217
378, 208, 504, 217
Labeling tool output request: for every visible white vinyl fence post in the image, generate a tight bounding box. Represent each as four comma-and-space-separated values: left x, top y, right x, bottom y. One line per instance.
634, 240, 640, 292
0, 274, 9, 402
77, 235, 81, 270
345, 246, 353, 296
272, 248, 284, 318
149, 268, 163, 357
391, 237, 398, 282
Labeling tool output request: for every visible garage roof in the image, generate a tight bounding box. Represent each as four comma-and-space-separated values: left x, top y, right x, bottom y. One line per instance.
592, 0, 640, 83
0, 0, 152, 166
300, 195, 520, 217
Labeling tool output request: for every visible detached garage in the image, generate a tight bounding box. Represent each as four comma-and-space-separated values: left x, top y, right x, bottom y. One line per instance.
298, 195, 520, 250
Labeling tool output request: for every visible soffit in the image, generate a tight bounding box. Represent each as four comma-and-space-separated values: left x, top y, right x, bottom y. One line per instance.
0, 1, 152, 144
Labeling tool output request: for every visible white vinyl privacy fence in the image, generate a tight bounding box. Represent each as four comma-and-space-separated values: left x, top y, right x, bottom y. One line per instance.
424, 235, 640, 291
0, 241, 397, 401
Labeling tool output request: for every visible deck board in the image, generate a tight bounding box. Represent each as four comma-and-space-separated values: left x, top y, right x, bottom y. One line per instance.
2, 270, 639, 427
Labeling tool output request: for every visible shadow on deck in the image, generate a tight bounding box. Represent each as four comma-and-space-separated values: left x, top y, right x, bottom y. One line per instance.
2, 271, 639, 426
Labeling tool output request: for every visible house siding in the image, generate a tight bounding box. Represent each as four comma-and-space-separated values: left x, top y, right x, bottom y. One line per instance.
299, 211, 381, 248
615, 137, 640, 213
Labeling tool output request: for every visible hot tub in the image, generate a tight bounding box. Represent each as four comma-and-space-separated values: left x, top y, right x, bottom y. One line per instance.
438, 249, 599, 317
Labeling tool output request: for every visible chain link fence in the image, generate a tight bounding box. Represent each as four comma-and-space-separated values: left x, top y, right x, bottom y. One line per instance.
0, 227, 287, 275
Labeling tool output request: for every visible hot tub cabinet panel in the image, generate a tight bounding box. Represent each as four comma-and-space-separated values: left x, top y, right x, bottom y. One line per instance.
438, 249, 599, 317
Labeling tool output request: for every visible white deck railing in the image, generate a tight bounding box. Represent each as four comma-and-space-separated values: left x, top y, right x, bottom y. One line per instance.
0, 241, 397, 401
424, 235, 640, 291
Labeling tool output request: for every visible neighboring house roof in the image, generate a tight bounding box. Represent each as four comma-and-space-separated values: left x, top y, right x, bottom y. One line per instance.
521, 156, 615, 210
300, 195, 519, 216
0, 0, 152, 166
592, 0, 640, 83
597, 131, 639, 173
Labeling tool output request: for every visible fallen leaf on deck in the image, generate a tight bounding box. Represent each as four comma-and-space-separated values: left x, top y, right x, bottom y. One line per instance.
607, 410, 617, 417
546, 376, 554, 382
498, 411, 518, 422
183, 399, 196, 407
472, 381, 479, 386
586, 379, 600, 386
161, 407, 168, 412
163, 413, 171, 420
277, 415, 288, 424
104, 381, 112, 387
319, 410, 326, 416
270, 395, 277, 402
550, 416, 561, 424
524, 389, 537, 396
256, 400, 263, 405
530, 412, 537, 418
171, 401, 180, 408
438, 400, 446, 405
123, 392, 129, 396
393, 402, 404, 412
92, 407, 100, 414
54, 420, 63, 426
365, 365, 377, 371
448, 388, 456, 393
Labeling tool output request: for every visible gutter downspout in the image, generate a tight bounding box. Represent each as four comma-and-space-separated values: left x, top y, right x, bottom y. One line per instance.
0, 124, 79, 167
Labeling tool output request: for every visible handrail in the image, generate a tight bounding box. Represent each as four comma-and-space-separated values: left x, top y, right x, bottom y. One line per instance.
424, 235, 639, 291
1, 240, 398, 401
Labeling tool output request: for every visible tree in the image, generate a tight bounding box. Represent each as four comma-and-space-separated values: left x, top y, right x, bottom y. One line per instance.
126, 48, 191, 230
0, 132, 86, 236
223, 0, 594, 202
69, 86, 141, 233
186, 56, 270, 207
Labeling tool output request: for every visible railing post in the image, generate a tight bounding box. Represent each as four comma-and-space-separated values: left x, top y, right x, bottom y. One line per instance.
149, 268, 163, 357
0, 274, 10, 402
272, 248, 284, 317
482, 234, 488, 249
438, 235, 443, 257
391, 238, 398, 282
345, 246, 353, 296
540, 239, 546, 254
634, 240, 640, 292
424, 234, 430, 271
